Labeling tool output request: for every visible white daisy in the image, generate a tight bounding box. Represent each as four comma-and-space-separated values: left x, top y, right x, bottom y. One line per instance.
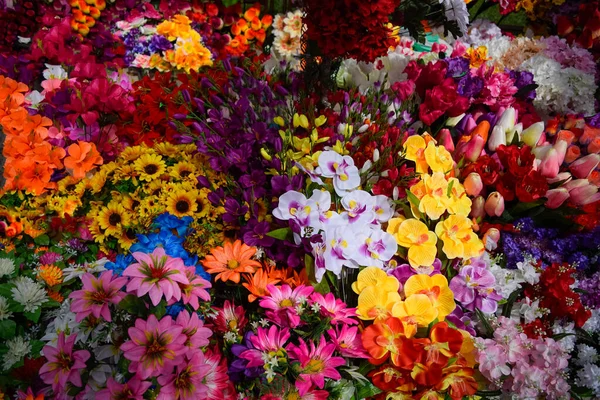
0, 296, 12, 321
0, 258, 15, 278
11, 276, 48, 313
283, 10, 304, 39
2, 336, 31, 371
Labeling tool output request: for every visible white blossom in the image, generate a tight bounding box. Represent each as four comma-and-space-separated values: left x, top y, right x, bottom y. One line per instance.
11, 276, 48, 313
2, 337, 31, 371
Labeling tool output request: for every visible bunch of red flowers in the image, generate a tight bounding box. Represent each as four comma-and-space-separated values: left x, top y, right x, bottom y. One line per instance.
556, 1, 600, 56
303, 0, 400, 62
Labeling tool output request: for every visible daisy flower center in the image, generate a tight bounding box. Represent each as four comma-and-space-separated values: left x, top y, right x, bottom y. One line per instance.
109, 213, 122, 226
227, 259, 240, 269
144, 164, 159, 175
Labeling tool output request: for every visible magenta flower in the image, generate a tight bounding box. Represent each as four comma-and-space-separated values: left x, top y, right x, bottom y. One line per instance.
327, 325, 368, 359
69, 270, 127, 322
157, 349, 211, 400
120, 314, 187, 379
176, 266, 211, 310
449, 263, 502, 313
176, 311, 212, 349
287, 336, 346, 395
202, 348, 236, 399
211, 300, 248, 334
241, 325, 291, 368
96, 377, 151, 400
259, 284, 314, 328
309, 292, 358, 326
123, 247, 189, 306
39, 332, 90, 394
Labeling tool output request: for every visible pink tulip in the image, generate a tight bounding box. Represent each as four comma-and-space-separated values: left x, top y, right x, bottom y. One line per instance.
437, 129, 455, 152
484, 192, 505, 217
569, 154, 600, 179
470, 195, 485, 219
464, 173, 483, 197
538, 148, 561, 178
464, 116, 477, 134
554, 139, 568, 166
456, 134, 485, 162
564, 178, 589, 192
547, 172, 572, 185
483, 228, 501, 251
544, 188, 570, 209
569, 184, 600, 205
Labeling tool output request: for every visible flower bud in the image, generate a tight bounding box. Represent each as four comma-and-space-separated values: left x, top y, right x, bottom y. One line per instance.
538, 148, 561, 178
469, 195, 485, 219
488, 125, 506, 152
565, 145, 581, 164
484, 192, 505, 217
437, 129, 455, 152
496, 107, 516, 132
483, 228, 501, 251
570, 153, 600, 179
464, 173, 483, 197
521, 121, 545, 147
545, 188, 570, 209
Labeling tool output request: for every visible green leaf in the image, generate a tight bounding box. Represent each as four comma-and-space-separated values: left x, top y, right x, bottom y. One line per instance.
446, 179, 454, 197
501, 289, 521, 317
355, 380, 382, 398
30, 340, 44, 358
553, 333, 576, 341
509, 200, 545, 216
475, 308, 494, 338
33, 234, 50, 246
266, 227, 293, 241
0, 283, 13, 298
0, 319, 16, 339
24, 306, 42, 323
221, 0, 240, 6
150, 301, 167, 319
406, 190, 421, 209
119, 294, 148, 317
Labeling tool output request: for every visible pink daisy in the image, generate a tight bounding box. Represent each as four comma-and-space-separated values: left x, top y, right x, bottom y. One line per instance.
96, 377, 151, 400
39, 332, 90, 394
123, 247, 189, 306
259, 284, 314, 328
287, 337, 346, 395
202, 348, 237, 400
176, 266, 211, 310
157, 349, 211, 400
241, 325, 291, 368
211, 300, 248, 334
309, 292, 358, 326
120, 314, 187, 379
69, 270, 127, 322
327, 325, 368, 359
176, 310, 212, 349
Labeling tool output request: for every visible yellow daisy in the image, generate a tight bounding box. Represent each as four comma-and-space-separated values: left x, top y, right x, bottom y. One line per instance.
145, 180, 166, 197
154, 142, 180, 157
139, 197, 164, 219
118, 228, 138, 250
97, 202, 130, 236
166, 189, 198, 217
134, 153, 166, 182
89, 219, 107, 243
170, 161, 197, 181
120, 145, 147, 161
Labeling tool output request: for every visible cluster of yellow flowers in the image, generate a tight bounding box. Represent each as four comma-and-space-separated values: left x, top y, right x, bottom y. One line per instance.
388, 134, 483, 271
153, 15, 213, 73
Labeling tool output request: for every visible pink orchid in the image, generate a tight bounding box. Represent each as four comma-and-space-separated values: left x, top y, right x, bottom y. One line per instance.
39, 332, 90, 394
120, 315, 187, 379
123, 247, 189, 306
157, 349, 211, 400
96, 377, 151, 400
287, 337, 346, 395
69, 270, 127, 322
309, 292, 358, 326
241, 325, 291, 368
176, 311, 212, 349
259, 284, 314, 328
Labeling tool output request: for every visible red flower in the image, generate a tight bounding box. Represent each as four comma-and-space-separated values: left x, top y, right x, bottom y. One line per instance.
419, 79, 469, 126
463, 155, 501, 186
515, 170, 548, 203
496, 145, 535, 178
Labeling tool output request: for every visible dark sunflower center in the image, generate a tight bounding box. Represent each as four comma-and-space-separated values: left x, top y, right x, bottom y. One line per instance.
66, 184, 76, 191
125, 229, 136, 240
180, 170, 191, 177
144, 164, 159, 175
131, 200, 140, 209
176, 200, 190, 213
109, 213, 122, 226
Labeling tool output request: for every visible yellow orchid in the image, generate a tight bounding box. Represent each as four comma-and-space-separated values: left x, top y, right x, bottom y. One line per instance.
393, 219, 438, 269
435, 215, 484, 259
416, 172, 449, 220
391, 293, 438, 338
357, 286, 401, 321
445, 178, 472, 217
403, 274, 455, 320
293, 113, 309, 129
352, 266, 399, 295
403, 135, 429, 174
424, 142, 454, 174
386, 216, 406, 236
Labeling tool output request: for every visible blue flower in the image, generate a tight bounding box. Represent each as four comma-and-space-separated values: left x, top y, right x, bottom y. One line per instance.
105, 254, 134, 276
166, 302, 185, 317
153, 213, 193, 236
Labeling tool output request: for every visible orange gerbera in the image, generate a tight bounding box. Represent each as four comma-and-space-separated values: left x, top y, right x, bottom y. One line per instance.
242, 266, 281, 302
64, 141, 103, 179
202, 240, 261, 283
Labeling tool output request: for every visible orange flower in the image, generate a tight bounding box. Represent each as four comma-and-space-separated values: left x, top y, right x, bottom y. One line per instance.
424, 322, 464, 366
202, 240, 261, 283
47, 289, 64, 303
435, 366, 478, 399
242, 266, 281, 302
38, 265, 64, 286
64, 141, 103, 179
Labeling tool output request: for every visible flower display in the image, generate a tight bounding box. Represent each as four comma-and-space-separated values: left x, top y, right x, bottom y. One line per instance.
0, 1, 599, 399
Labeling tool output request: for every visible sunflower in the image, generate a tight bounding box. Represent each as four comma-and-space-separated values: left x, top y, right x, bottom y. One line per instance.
57, 176, 83, 196
88, 169, 108, 194
114, 164, 138, 183
97, 202, 130, 236
120, 145, 146, 161
169, 161, 197, 181
134, 153, 166, 182
139, 197, 164, 219
145, 180, 165, 197
122, 194, 142, 213
118, 228, 138, 250
166, 189, 198, 217
88, 218, 107, 243
154, 142, 180, 157
194, 190, 211, 218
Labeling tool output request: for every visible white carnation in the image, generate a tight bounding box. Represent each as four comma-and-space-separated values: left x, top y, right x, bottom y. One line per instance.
11, 276, 48, 313
0, 296, 11, 321
0, 258, 15, 278
576, 344, 599, 367
2, 336, 31, 371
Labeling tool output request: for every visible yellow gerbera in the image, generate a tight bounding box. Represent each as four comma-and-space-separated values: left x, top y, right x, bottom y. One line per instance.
134, 153, 166, 182
434, 215, 484, 259
393, 219, 438, 269
166, 189, 198, 217
352, 266, 399, 295
403, 274, 455, 320
97, 202, 130, 236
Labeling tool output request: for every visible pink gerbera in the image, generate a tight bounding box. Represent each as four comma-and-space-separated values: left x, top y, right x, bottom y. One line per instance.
309, 292, 358, 326
157, 349, 211, 400
39, 332, 90, 394
96, 377, 151, 400
176, 266, 211, 310
259, 284, 314, 328
241, 325, 291, 368
123, 247, 189, 306
202, 348, 237, 400
211, 300, 248, 334
69, 270, 127, 322
287, 336, 346, 395
120, 314, 187, 379
176, 310, 212, 349
327, 325, 369, 359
